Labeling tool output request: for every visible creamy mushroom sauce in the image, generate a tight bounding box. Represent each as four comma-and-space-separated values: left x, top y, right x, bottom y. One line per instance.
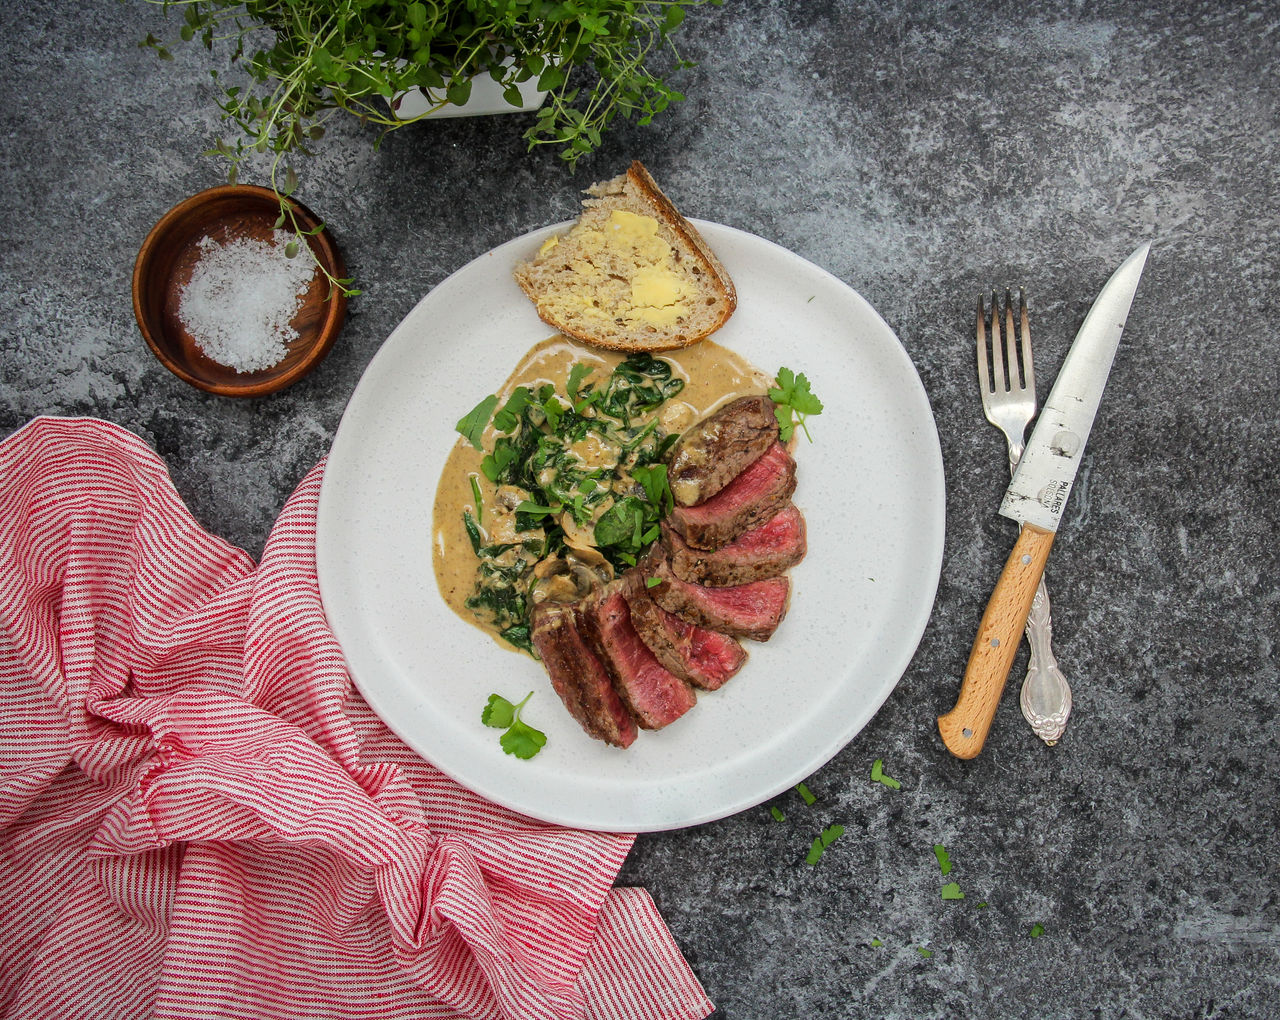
432, 334, 773, 652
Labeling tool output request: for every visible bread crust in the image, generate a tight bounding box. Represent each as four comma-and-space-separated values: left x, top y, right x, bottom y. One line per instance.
513, 160, 737, 352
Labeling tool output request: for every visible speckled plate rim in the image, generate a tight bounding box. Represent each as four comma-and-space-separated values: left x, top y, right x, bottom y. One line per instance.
315, 221, 945, 833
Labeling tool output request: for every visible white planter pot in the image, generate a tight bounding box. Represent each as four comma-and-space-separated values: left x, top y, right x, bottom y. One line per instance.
390, 60, 548, 120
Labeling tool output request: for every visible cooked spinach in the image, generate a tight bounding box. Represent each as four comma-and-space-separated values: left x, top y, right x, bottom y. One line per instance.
457, 354, 684, 652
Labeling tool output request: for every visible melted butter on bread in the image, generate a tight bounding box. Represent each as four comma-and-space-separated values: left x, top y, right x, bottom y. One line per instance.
513, 161, 736, 352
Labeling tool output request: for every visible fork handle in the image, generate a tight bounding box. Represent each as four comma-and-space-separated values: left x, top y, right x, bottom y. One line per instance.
938, 524, 1056, 759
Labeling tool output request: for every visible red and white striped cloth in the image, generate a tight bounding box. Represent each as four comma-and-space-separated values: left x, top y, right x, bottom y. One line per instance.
0, 417, 713, 1020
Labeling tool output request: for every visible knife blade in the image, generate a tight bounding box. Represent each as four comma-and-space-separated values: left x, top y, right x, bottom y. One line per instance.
938, 243, 1151, 759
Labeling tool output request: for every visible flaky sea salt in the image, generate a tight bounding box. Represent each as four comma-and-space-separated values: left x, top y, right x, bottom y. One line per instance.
178, 230, 317, 373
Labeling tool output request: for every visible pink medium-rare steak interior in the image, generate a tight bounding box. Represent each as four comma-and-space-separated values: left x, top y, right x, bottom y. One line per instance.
531, 601, 638, 748
662, 501, 807, 587
586, 587, 698, 730
667, 441, 797, 551
644, 551, 791, 642
622, 580, 748, 691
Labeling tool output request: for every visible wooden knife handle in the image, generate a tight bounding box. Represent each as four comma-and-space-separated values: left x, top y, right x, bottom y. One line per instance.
938, 524, 1057, 759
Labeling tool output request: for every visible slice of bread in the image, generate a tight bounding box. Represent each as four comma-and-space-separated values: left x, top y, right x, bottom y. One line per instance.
513, 161, 737, 352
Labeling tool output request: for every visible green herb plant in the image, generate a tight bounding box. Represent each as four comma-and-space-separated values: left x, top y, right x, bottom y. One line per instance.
143, 0, 719, 293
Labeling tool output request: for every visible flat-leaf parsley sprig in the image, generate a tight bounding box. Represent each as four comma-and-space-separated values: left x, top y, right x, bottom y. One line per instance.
482, 691, 547, 759
770, 367, 824, 442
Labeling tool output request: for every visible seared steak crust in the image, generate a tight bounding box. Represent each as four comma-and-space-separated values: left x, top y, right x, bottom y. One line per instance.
622, 580, 748, 691
662, 502, 806, 587
667, 441, 797, 551
531, 602, 638, 748
665, 394, 779, 507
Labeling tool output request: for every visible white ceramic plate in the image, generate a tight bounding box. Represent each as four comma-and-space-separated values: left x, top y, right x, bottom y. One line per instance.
316, 222, 945, 832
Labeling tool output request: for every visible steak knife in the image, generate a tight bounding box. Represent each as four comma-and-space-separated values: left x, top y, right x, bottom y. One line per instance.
938, 243, 1151, 759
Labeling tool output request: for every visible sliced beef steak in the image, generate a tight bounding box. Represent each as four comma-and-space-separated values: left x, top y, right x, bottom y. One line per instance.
667, 441, 797, 551
531, 602, 638, 748
644, 551, 791, 641
662, 502, 806, 586
622, 580, 748, 691
665, 394, 778, 507
586, 587, 697, 730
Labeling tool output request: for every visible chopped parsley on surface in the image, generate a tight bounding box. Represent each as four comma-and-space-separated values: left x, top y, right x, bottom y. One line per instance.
870, 758, 902, 789
805, 824, 845, 865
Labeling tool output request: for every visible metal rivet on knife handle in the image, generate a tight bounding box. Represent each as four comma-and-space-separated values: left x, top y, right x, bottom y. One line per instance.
938, 524, 1056, 759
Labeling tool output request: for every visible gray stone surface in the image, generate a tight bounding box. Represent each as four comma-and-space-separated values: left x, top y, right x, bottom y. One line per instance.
2, 1, 1277, 1017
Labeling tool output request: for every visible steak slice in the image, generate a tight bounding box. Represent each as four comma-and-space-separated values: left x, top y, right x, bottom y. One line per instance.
662, 502, 807, 587
644, 551, 791, 642
585, 587, 697, 730
665, 394, 779, 507
622, 580, 748, 691
667, 441, 797, 551
531, 601, 638, 748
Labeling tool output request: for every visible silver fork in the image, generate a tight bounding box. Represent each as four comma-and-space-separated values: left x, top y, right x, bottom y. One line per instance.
976, 289, 1072, 745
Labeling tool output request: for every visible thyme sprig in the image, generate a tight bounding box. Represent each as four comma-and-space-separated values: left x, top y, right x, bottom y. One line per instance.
143, 1, 719, 294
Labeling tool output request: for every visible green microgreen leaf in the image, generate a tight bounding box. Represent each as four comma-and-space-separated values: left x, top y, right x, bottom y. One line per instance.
481, 693, 516, 729
501, 718, 547, 759
457, 394, 499, 450
795, 782, 816, 805
870, 759, 901, 790
482, 691, 547, 760
940, 882, 965, 900
933, 843, 953, 876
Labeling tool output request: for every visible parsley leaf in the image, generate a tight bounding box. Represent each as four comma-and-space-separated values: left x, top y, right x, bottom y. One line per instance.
481, 691, 547, 760
805, 823, 844, 865
456, 394, 499, 450
870, 758, 902, 790
1030, 922, 1045, 938
933, 843, 953, 875
916, 946, 934, 959
481, 693, 516, 729
769, 366, 824, 443
795, 782, 817, 805
770, 805, 786, 823
940, 882, 965, 900
501, 719, 548, 759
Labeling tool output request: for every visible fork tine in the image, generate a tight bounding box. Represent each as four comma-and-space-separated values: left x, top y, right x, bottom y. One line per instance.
976, 295, 990, 391
989, 289, 1007, 392
1003, 288, 1019, 390
1018, 287, 1034, 392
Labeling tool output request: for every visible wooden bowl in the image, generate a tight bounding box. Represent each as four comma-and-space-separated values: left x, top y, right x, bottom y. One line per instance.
133, 185, 347, 397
